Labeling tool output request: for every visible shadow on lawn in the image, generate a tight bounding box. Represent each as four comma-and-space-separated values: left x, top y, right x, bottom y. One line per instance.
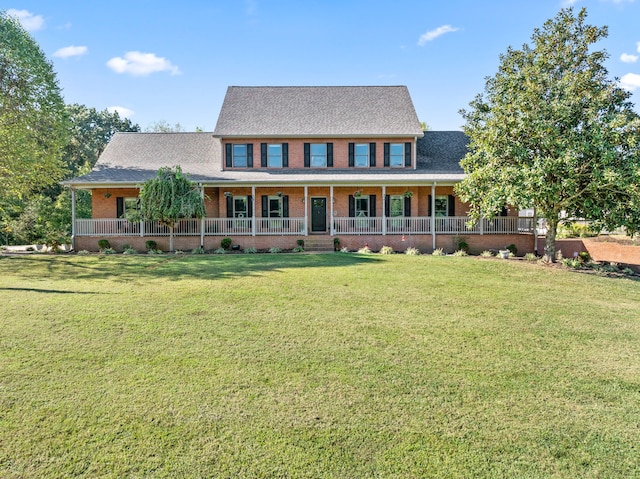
0, 253, 382, 283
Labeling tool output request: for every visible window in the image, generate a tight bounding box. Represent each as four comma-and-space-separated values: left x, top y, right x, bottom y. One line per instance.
311, 144, 327, 167
389, 195, 404, 217
389, 144, 404, 167
268, 196, 283, 217
268, 144, 282, 168
355, 144, 369, 167
434, 196, 449, 217
355, 196, 369, 217
232, 145, 247, 167
233, 196, 248, 218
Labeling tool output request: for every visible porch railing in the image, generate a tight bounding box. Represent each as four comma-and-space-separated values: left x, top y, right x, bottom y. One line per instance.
76, 216, 535, 237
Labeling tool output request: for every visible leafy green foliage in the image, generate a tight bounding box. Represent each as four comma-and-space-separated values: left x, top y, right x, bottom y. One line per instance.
0, 11, 67, 202
456, 8, 640, 262
220, 237, 232, 250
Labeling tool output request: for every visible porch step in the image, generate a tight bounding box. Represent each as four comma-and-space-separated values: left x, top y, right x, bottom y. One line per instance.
302, 236, 335, 252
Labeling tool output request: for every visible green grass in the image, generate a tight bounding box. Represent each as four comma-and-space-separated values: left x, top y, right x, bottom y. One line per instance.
1, 253, 639, 478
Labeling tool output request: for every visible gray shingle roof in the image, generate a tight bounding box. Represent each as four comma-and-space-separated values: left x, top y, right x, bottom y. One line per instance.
416, 131, 468, 174
213, 86, 424, 138
63, 132, 224, 185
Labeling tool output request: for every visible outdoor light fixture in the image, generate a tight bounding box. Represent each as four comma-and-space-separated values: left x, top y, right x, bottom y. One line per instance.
277, 191, 283, 197
224, 191, 232, 197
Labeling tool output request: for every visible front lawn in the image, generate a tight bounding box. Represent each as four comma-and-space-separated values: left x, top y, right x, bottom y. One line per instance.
1, 254, 639, 478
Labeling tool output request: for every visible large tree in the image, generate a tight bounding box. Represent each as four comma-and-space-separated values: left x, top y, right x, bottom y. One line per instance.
130, 166, 206, 252
64, 104, 140, 178
456, 8, 640, 262
0, 10, 67, 201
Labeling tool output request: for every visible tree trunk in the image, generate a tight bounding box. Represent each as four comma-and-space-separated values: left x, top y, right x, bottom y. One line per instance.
544, 217, 558, 263
169, 225, 174, 252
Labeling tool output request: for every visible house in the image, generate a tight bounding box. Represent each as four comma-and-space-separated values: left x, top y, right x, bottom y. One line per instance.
64, 86, 535, 253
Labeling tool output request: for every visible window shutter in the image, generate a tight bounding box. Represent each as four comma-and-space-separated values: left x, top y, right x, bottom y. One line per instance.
404, 142, 412, 167
428, 195, 432, 216
349, 195, 355, 217
248, 196, 253, 217
384, 195, 390, 217
282, 143, 288, 167
116, 197, 124, 218
348, 143, 355, 167
383, 143, 390, 167
448, 195, 455, 216
370, 195, 376, 217
327, 143, 333, 167
261, 143, 267, 167
369, 143, 376, 167
283, 195, 289, 217
247, 144, 253, 167
225, 144, 232, 168
304, 143, 310, 167
404, 197, 411, 217
226, 195, 233, 218
261, 195, 268, 217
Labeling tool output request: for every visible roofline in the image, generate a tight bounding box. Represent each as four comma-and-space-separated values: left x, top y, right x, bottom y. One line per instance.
214, 133, 425, 140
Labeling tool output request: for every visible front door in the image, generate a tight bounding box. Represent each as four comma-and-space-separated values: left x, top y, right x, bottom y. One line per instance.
311, 197, 327, 232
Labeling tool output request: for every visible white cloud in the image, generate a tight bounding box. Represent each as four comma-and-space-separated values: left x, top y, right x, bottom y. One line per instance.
621, 53, 639, 63
620, 73, 640, 91
561, 0, 580, 6
418, 25, 459, 46
107, 106, 135, 118
106, 51, 181, 77
53, 45, 88, 58
7, 9, 44, 31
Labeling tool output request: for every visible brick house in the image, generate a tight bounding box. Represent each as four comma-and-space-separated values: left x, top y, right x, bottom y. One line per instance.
64, 86, 535, 253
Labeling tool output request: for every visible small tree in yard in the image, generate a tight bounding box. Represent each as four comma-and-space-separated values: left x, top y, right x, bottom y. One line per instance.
131, 166, 205, 252
456, 8, 640, 262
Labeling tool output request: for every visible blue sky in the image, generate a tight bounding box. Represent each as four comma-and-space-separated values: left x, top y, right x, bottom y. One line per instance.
6, 0, 640, 131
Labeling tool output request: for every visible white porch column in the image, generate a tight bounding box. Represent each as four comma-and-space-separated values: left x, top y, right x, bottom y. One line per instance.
251, 186, 256, 236
70, 188, 76, 250
200, 184, 205, 247
382, 185, 386, 236
431, 183, 436, 251
304, 185, 308, 236
330, 185, 335, 236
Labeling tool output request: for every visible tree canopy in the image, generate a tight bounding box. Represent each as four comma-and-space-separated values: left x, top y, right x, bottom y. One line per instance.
131, 166, 206, 251
0, 10, 67, 200
456, 8, 640, 261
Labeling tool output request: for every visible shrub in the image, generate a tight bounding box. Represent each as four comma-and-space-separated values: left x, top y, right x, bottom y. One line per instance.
357, 245, 372, 254
244, 247, 257, 254
123, 247, 138, 255
221, 237, 232, 250
455, 237, 469, 253
293, 246, 305, 253
379, 245, 394, 255
562, 258, 581, 269
145, 240, 157, 251
404, 247, 420, 256
147, 249, 164, 255
77, 250, 90, 255
340, 246, 350, 253
506, 244, 518, 255
191, 247, 205, 254
269, 247, 282, 253
480, 250, 494, 257
296, 239, 304, 248
578, 251, 591, 263
432, 248, 445, 256
622, 267, 635, 276
213, 248, 226, 254
122, 244, 132, 251
524, 252, 538, 261
174, 250, 185, 255
98, 239, 111, 251
101, 247, 116, 255
333, 237, 340, 250
452, 249, 468, 257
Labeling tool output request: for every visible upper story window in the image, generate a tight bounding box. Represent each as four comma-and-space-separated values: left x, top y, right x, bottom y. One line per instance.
355, 144, 369, 167
260, 143, 288, 168
233, 145, 248, 167
389, 144, 404, 167
311, 144, 327, 167
268, 144, 282, 167
225, 143, 253, 168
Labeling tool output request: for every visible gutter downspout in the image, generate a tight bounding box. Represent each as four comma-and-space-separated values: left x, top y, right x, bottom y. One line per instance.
382, 185, 386, 236
304, 185, 308, 236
